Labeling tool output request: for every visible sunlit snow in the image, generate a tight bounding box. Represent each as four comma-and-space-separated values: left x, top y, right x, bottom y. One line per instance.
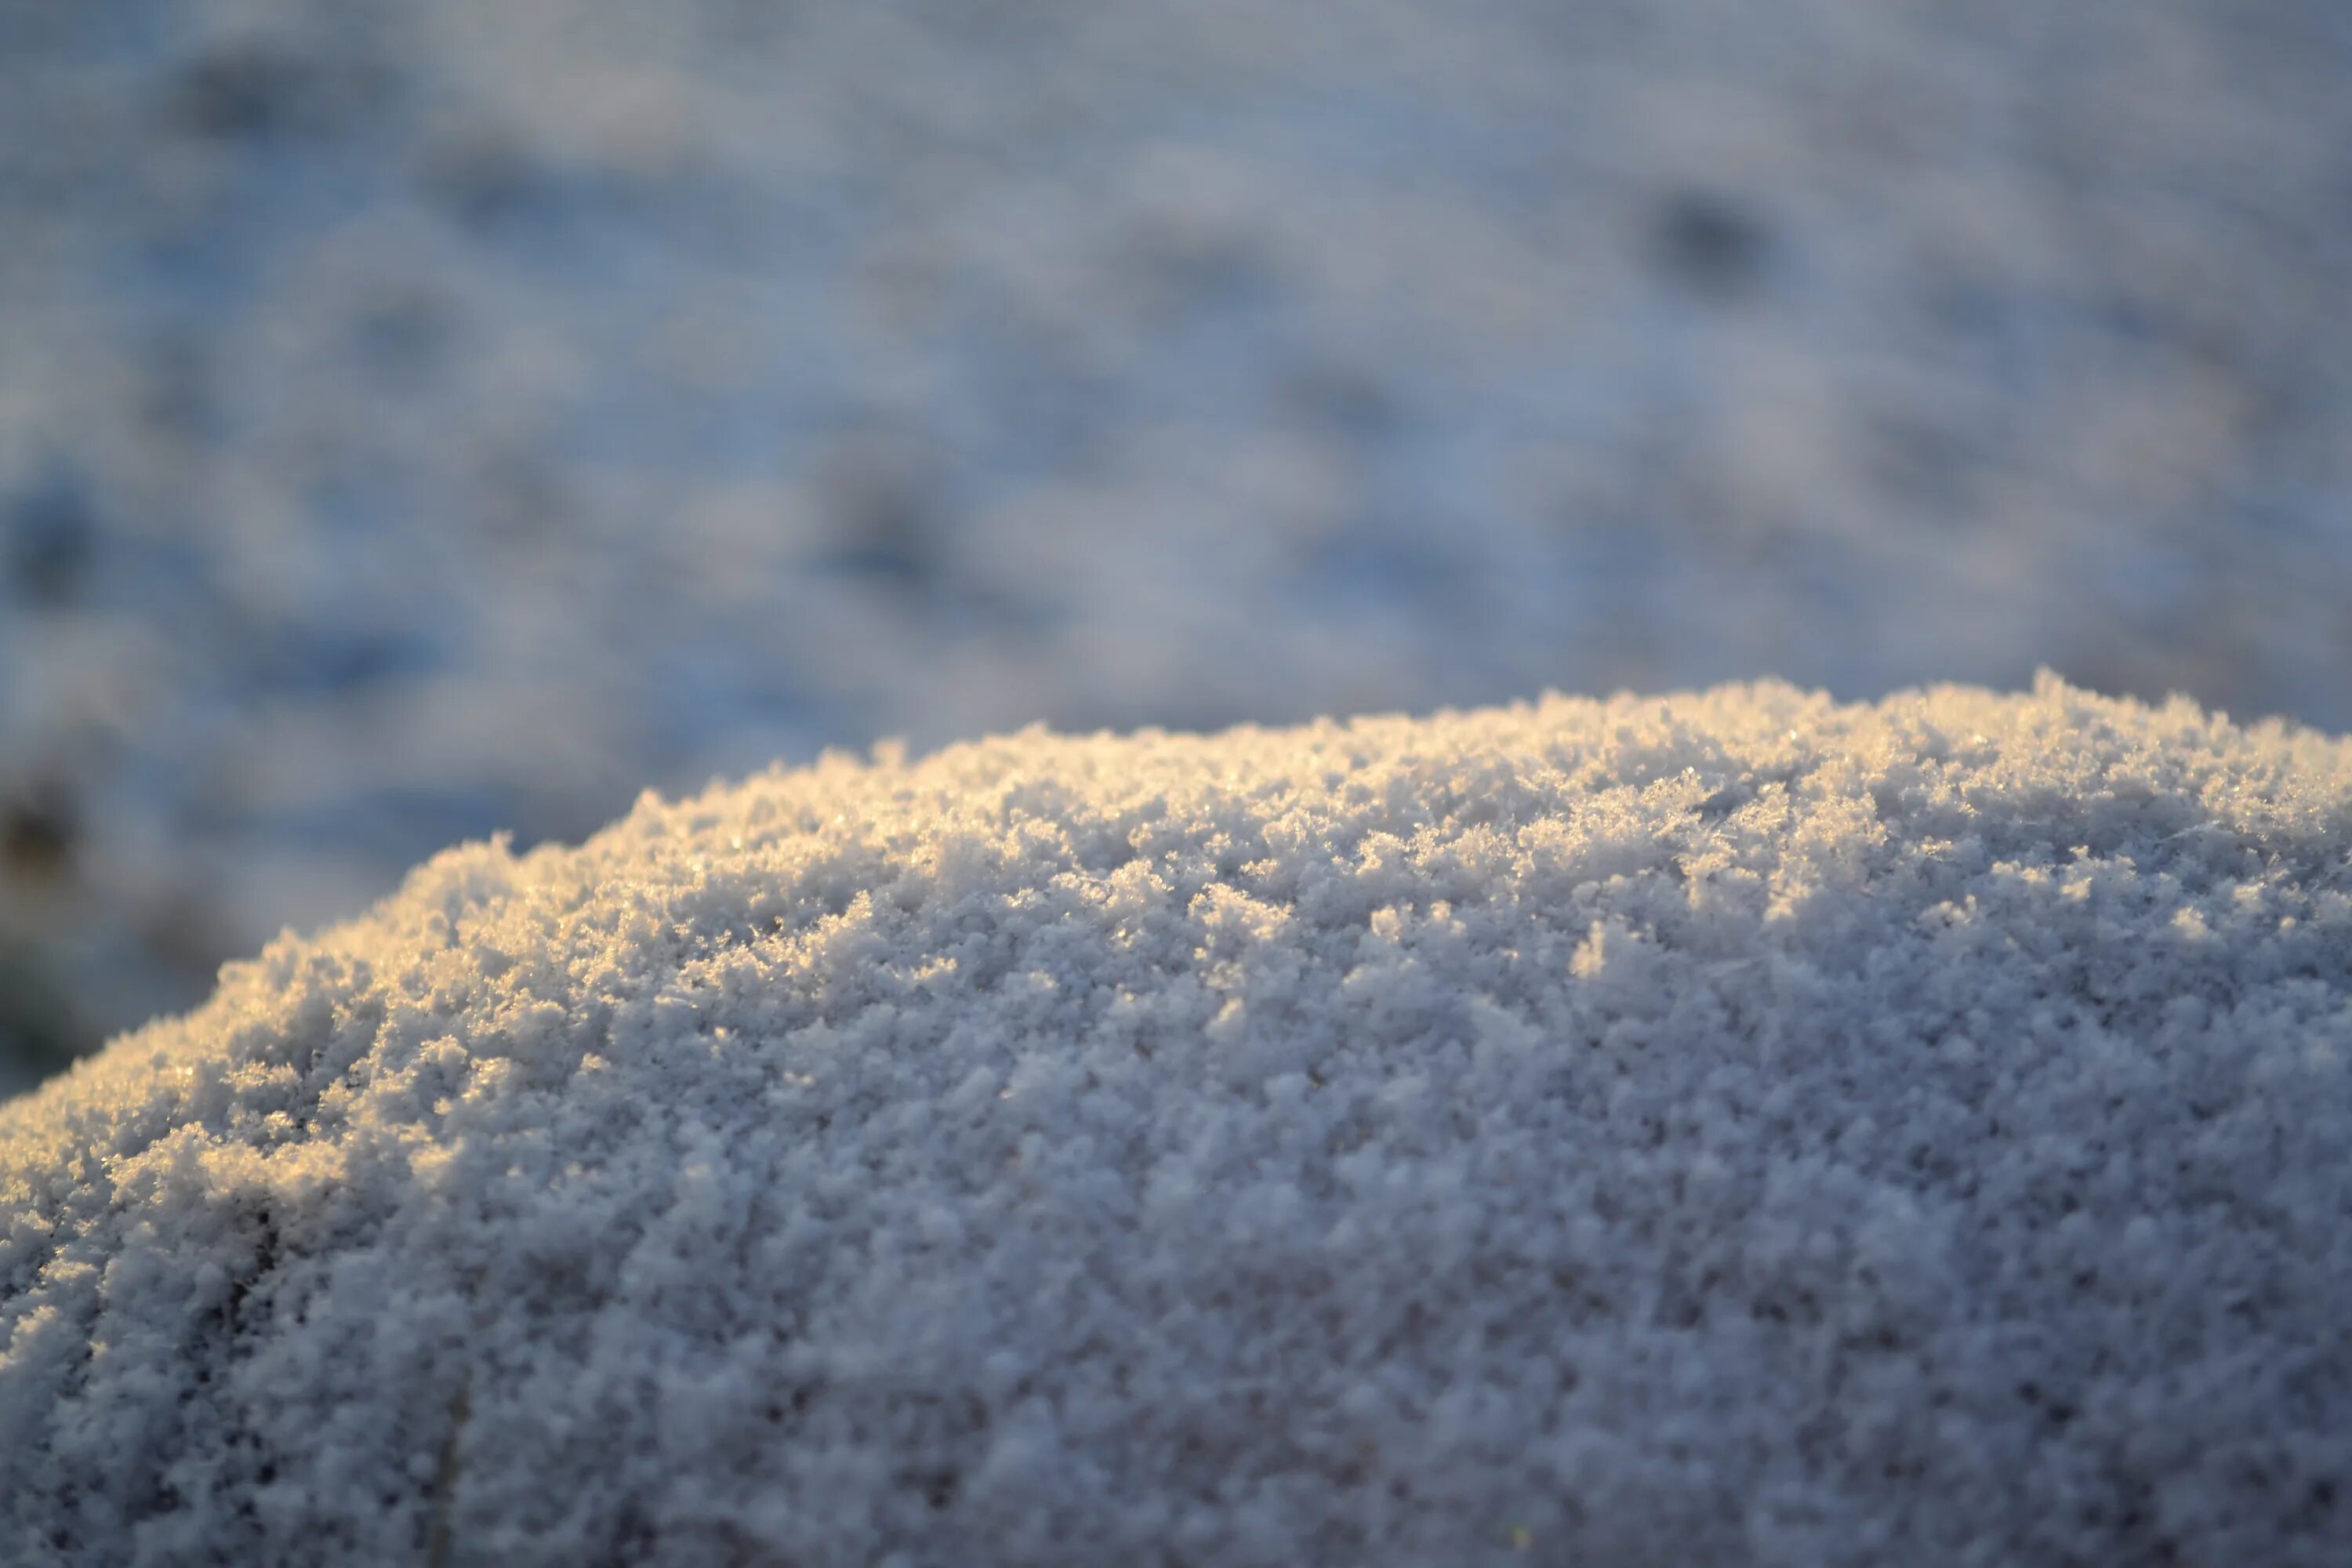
5, 680, 2347, 1563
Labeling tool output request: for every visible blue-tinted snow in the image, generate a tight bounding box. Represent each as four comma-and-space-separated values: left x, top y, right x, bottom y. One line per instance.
2, 0, 2348, 1077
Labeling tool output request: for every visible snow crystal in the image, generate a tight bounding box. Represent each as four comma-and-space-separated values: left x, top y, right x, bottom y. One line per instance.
5, 677, 2350, 1565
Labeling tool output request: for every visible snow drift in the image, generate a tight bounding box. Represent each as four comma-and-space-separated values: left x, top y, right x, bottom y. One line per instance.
4, 677, 2349, 1566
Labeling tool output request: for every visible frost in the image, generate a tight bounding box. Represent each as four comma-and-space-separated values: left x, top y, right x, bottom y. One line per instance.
4, 679, 2351, 1564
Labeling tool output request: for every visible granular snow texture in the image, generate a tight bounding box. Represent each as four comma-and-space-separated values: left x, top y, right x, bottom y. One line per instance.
9, 0, 2352, 1075
4, 677, 2350, 1566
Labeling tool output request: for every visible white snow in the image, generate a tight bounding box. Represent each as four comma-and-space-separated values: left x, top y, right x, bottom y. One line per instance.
5, 677, 2349, 1565
5, 0, 2352, 1069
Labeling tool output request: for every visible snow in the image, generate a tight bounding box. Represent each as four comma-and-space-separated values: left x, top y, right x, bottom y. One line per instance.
5, 0, 2352, 1074
5, 677, 2349, 1565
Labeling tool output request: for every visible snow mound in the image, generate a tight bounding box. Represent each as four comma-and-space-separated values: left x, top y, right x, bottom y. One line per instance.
5, 677, 2350, 1566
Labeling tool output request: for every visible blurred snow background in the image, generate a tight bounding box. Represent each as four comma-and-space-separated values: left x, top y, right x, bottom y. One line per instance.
2, 0, 2348, 1088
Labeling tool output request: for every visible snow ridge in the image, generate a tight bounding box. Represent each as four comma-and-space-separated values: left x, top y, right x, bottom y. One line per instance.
5, 677, 2350, 1565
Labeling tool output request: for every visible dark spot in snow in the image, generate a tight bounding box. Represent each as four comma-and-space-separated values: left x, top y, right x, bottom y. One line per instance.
243, 621, 441, 697
6, 468, 96, 604
419, 130, 655, 257
1651, 189, 1770, 298
1691, 785, 1747, 822
1, 787, 77, 884
815, 433, 942, 595
420, 132, 569, 237
822, 495, 935, 590
169, 48, 307, 140
907, 1467, 961, 1511
170, 45, 383, 143
166, 43, 387, 143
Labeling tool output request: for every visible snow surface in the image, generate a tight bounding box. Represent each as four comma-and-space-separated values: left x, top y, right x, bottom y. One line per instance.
5, 0, 2352, 1077
5, 677, 2349, 1566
